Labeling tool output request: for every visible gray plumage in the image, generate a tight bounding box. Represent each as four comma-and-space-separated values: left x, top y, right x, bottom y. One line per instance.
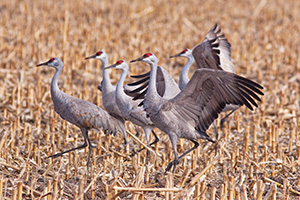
130, 24, 239, 139
170, 48, 195, 90
192, 23, 235, 73
85, 51, 158, 156
85, 51, 125, 120
130, 52, 263, 173
85, 50, 142, 117
170, 45, 238, 139
191, 24, 239, 136
128, 66, 180, 103
36, 57, 127, 169
105, 60, 159, 163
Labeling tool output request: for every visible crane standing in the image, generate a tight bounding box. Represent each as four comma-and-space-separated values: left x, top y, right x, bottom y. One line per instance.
36, 58, 127, 169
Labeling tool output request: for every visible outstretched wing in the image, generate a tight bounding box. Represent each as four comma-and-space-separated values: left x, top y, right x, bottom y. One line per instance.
192, 23, 235, 73
192, 36, 221, 71
170, 68, 263, 133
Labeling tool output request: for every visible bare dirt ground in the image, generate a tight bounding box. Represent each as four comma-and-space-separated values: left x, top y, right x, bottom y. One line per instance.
0, 0, 300, 199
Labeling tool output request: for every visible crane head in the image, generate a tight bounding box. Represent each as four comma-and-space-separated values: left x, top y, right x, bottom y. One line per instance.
36, 57, 63, 69
105, 60, 128, 70
169, 48, 192, 58
85, 50, 107, 60
130, 52, 157, 64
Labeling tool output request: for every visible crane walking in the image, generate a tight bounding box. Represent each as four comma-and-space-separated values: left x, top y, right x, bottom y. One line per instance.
130, 52, 263, 173
36, 58, 127, 169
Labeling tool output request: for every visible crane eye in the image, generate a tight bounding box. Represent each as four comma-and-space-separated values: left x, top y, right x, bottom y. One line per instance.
49, 58, 55, 62
96, 51, 103, 56
143, 53, 153, 58
116, 60, 124, 65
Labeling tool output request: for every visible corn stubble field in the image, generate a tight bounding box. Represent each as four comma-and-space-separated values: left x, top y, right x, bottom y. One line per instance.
1, 0, 300, 199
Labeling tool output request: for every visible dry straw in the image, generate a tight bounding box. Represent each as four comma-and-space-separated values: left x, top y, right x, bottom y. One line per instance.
1, 0, 300, 199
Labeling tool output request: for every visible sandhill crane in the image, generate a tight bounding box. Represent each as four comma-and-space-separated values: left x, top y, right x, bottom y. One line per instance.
85, 51, 156, 155
169, 46, 238, 139
170, 48, 195, 90
130, 52, 263, 173
85, 51, 126, 119
171, 48, 226, 138
105, 60, 158, 163
36, 58, 127, 169
130, 24, 239, 139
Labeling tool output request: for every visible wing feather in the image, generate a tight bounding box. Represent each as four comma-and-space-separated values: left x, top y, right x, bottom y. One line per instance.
128, 81, 149, 94
237, 83, 261, 103
235, 75, 264, 94
127, 76, 150, 86
64, 97, 126, 136
132, 88, 148, 100
127, 66, 180, 104
131, 71, 150, 78
192, 23, 235, 73
171, 68, 263, 133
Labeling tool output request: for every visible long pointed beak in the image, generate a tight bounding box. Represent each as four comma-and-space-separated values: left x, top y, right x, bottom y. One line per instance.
104, 63, 116, 70
85, 54, 96, 60
36, 61, 49, 67
169, 53, 181, 58
130, 56, 143, 63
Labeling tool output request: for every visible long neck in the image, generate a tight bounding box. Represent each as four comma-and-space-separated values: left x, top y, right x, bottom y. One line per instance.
102, 57, 113, 88
147, 61, 160, 100
115, 67, 129, 104
179, 56, 194, 90
50, 68, 63, 98
50, 67, 65, 109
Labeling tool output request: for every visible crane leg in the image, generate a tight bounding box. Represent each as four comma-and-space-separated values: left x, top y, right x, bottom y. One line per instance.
212, 120, 219, 140
48, 129, 96, 170
145, 149, 150, 166
165, 134, 179, 173
48, 142, 88, 159
124, 138, 128, 153
165, 140, 199, 173
220, 107, 239, 129
81, 129, 96, 169
150, 130, 159, 146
